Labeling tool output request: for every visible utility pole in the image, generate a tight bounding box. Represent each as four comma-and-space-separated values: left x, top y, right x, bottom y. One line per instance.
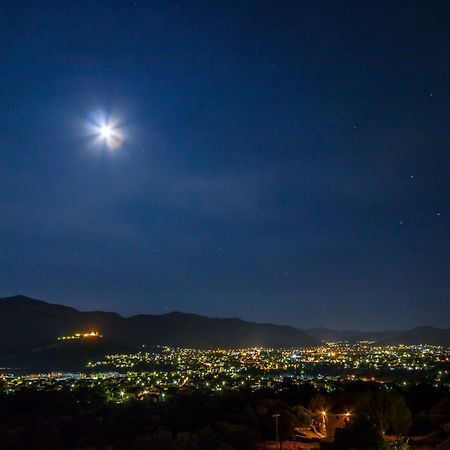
98, 416, 103, 450
272, 413, 280, 449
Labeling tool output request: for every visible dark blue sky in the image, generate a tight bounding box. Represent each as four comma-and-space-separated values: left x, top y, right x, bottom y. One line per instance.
1, 1, 449, 329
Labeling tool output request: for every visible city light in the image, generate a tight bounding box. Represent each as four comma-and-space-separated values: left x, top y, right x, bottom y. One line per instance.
4, 342, 449, 408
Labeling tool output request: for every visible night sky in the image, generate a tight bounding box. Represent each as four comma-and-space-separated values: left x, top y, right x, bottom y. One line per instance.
1, 1, 449, 330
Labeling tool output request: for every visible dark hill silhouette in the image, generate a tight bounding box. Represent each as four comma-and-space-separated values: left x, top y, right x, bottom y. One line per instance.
381, 326, 450, 346
6, 338, 132, 371
307, 326, 450, 346
0, 295, 317, 369
2, 295, 448, 371
306, 327, 399, 342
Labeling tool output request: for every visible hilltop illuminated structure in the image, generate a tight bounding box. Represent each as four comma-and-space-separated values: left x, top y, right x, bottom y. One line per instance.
57, 331, 102, 341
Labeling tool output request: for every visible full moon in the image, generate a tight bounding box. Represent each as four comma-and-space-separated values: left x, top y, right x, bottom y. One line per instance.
86, 111, 125, 149
99, 124, 113, 139
96, 121, 124, 148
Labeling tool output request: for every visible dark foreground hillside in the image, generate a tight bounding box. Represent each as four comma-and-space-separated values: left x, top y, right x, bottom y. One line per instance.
1, 380, 450, 449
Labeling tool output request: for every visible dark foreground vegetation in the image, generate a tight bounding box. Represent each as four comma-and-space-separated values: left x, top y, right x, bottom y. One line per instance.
1, 379, 450, 449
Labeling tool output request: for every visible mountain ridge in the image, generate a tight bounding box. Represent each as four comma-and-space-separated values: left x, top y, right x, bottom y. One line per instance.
307, 325, 450, 346
1, 295, 449, 372
0, 295, 317, 370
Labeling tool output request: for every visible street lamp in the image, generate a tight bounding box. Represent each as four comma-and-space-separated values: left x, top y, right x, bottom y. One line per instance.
320, 410, 327, 434
272, 413, 280, 449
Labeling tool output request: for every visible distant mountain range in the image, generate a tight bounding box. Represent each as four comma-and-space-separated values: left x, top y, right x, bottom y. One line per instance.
0, 295, 448, 371
306, 327, 450, 346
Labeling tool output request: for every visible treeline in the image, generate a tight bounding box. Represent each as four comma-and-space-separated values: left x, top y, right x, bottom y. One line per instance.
0, 380, 450, 449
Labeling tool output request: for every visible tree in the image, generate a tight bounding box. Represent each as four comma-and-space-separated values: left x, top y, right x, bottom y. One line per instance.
373, 392, 411, 437
430, 398, 450, 427
278, 409, 296, 441
385, 438, 410, 450
332, 415, 385, 450
292, 405, 314, 428
309, 394, 329, 413
215, 422, 257, 450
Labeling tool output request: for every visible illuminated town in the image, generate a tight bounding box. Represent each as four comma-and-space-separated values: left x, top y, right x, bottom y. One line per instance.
1, 340, 450, 448
2, 342, 449, 400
